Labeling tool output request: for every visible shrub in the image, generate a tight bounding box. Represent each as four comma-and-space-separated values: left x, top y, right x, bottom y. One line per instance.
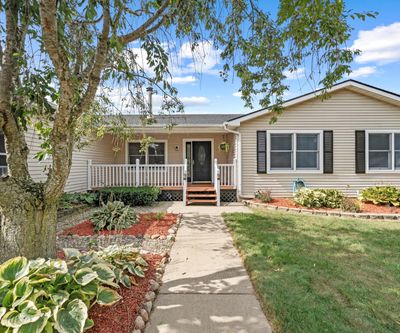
341, 198, 362, 213
0, 245, 147, 333
294, 188, 344, 209
359, 186, 400, 207
91, 201, 136, 232
59, 192, 98, 209
98, 186, 160, 206
255, 190, 273, 203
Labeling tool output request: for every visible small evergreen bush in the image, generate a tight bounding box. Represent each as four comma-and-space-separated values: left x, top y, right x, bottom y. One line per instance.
98, 186, 160, 206
341, 198, 362, 213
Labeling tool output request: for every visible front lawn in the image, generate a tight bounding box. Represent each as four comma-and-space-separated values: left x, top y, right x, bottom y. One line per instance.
224, 210, 400, 333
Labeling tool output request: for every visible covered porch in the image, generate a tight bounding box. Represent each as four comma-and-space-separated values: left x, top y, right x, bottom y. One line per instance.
87, 130, 239, 205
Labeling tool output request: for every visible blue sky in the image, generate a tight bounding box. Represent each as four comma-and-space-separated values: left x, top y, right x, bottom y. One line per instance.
114, 0, 400, 115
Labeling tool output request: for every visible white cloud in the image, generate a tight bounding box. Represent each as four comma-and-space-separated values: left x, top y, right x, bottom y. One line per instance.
348, 66, 377, 78
352, 22, 400, 64
171, 75, 197, 84
180, 96, 210, 106
232, 91, 242, 97
283, 67, 305, 80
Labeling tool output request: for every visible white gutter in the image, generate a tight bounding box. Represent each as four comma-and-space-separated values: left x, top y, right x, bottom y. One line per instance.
223, 122, 242, 198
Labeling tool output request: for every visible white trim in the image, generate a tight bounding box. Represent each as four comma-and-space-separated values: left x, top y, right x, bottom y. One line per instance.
365, 129, 400, 173
125, 139, 168, 164
226, 80, 400, 126
267, 130, 323, 174
223, 124, 241, 197
182, 138, 214, 183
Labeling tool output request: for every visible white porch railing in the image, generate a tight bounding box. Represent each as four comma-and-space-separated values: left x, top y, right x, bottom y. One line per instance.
214, 158, 221, 206
89, 160, 184, 189
0, 166, 7, 176
219, 161, 236, 187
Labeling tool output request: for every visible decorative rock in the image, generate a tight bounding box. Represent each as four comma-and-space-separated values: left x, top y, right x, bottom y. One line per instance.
140, 308, 149, 322
145, 291, 156, 301
140, 249, 149, 255
155, 272, 163, 282
134, 316, 145, 330
132, 330, 141, 333
167, 235, 175, 241
161, 251, 168, 258
143, 301, 153, 313
151, 234, 160, 239
149, 279, 160, 291
167, 228, 175, 235
160, 257, 167, 265
159, 235, 167, 240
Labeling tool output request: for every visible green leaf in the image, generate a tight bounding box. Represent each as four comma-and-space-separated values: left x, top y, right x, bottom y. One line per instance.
12, 277, 33, 308
96, 286, 121, 306
63, 249, 81, 260
2, 290, 15, 308
54, 299, 88, 333
0, 308, 6, 320
73, 268, 97, 286
0, 257, 29, 282
91, 264, 115, 283
81, 281, 97, 297
50, 290, 69, 307
1, 301, 41, 328
83, 318, 94, 330
17, 307, 51, 333
135, 257, 148, 267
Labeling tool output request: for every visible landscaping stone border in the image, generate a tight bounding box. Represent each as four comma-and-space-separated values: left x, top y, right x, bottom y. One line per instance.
244, 200, 400, 221
133, 216, 180, 333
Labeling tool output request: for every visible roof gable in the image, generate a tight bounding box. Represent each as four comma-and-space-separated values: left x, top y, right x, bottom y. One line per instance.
226, 80, 400, 126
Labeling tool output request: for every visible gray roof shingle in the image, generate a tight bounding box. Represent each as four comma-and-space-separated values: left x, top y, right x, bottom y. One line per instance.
119, 114, 243, 127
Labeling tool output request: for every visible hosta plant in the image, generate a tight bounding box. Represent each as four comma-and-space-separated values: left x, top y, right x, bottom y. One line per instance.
359, 186, 400, 206
0, 245, 148, 333
294, 188, 344, 208
91, 201, 136, 232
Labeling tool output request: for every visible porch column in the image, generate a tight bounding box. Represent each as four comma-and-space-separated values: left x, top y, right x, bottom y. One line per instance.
135, 159, 140, 187
214, 158, 220, 206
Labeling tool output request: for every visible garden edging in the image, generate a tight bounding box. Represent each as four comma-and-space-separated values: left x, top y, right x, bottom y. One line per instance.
244, 200, 400, 221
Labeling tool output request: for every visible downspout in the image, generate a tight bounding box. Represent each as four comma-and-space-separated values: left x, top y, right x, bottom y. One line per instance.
223, 122, 242, 199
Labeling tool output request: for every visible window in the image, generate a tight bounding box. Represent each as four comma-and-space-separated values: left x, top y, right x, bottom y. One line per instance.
0, 133, 6, 175
367, 131, 400, 171
128, 141, 166, 164
268, 131, 322, 172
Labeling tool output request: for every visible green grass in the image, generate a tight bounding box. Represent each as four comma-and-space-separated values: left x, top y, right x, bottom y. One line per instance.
223, 210, 400, 333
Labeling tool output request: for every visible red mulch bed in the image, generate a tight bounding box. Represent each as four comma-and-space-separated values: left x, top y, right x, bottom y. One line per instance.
88, 254, 161, 333
60, 213, 178, 237
254, 198, 400, 214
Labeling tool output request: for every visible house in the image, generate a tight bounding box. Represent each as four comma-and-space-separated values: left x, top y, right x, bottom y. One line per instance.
1, 79, 400, 205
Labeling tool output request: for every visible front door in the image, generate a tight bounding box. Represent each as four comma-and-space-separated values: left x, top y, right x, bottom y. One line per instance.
192, 141, 212, 182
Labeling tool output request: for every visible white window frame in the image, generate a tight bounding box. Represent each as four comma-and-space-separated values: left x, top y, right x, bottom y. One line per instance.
126, 140, 168, 164
267, 130, 323, 174
366, 130, 400, 173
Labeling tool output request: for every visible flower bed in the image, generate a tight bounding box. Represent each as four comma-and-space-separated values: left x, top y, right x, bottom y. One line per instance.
254, 198, 400, 214
60, 213, 178, 237
88, 254, 162, 333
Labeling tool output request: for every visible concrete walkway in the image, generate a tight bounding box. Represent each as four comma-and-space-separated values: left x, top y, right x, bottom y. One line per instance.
146, 213, 272, 333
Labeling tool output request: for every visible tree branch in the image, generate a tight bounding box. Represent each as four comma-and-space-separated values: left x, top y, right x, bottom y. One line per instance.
0, 0, 31, 180
118, 0, 170, 44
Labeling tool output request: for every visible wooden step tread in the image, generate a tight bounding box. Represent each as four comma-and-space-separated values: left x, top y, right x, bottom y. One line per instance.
187, 193, 217, 198
187, 187, 215, 192
187, 199, 217, 204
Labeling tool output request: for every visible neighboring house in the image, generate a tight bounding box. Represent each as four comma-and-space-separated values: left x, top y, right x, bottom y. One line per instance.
1, 79, 400, 204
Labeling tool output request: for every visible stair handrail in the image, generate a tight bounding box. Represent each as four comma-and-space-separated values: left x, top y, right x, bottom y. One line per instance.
183, 158, 188, 206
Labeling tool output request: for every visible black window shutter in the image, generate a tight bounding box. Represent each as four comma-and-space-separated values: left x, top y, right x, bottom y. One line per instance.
323, 131, 333, 174
355, 130, 366, 174
257, 131, 267, 173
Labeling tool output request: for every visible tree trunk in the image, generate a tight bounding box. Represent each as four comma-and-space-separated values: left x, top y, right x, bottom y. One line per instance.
0, 198, 57, 262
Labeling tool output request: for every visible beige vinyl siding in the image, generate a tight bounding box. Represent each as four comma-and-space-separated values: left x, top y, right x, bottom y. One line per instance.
117, 132, 234, 164
26, 131, 116, 192
239, 88, 400, 198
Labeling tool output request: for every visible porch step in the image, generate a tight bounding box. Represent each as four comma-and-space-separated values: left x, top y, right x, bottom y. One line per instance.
187, 193, 216, 198
186, 185, 217, 206
187, 199, 217, 205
